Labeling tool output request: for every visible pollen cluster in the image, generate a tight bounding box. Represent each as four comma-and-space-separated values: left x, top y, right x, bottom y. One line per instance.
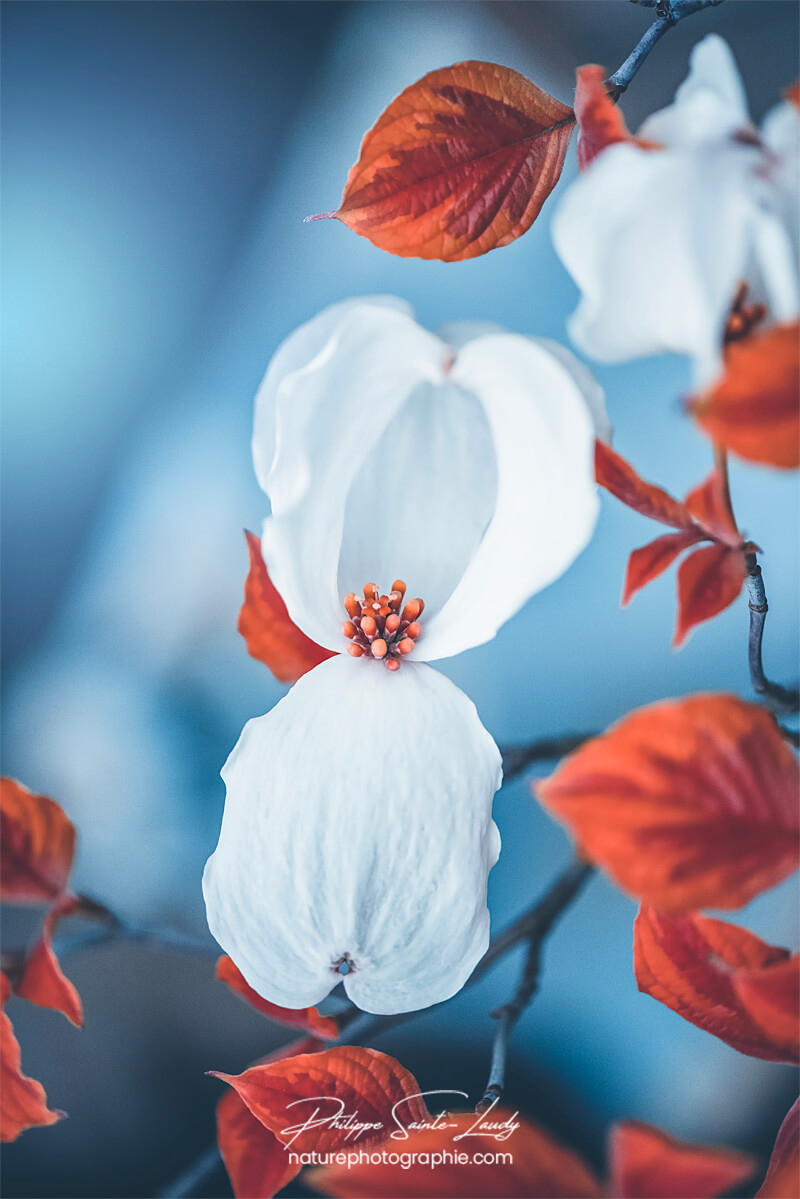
342, 580, 425, 670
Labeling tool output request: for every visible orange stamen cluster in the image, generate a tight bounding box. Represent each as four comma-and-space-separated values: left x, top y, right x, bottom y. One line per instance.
724, 281, 767, 345
342, 581, 425, 670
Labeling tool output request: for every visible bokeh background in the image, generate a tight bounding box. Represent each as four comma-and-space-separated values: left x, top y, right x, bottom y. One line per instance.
2, 2, 798, 1196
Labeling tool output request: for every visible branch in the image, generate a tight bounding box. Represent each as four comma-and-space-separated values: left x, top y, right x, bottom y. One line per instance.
744, 553, 800, 714
608, 0, 724, 94
500, 733, 593, 782
476, 857, 594, 1111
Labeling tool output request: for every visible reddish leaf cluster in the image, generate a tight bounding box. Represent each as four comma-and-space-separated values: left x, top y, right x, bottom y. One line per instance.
239, 530, 334, 684
0, 778, 84, 1140
308, 61, 575, 261
595, 440, 748, 645
211, 1032, 754, 1198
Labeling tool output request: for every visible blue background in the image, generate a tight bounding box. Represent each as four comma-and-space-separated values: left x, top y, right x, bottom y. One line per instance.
2, 2, 798, 1196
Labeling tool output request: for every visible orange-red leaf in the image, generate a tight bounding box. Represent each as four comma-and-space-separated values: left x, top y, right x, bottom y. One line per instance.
308, 1109, 601, 1198
239, 530, 334, 684
673, 543, 746, 646
594, 441, 697, 531
0, 974, 63, 1141
758, 1099, 799, 1198
732, 953, 800, 1054
575, 65, 634, 170
623, 530, 704, 606
682, 471, 739, 546
216, 955, 338, 1039
314, 61, 575, 262
211, 1045, 429, 1156
15, 900, 83, 1028
608, 1120, 755, 1198
0, 778, 75, 905
217, 1088, 298, 1199
537, 694, 800, 911
690, 321, 800, 469
634, 908, 798, 1062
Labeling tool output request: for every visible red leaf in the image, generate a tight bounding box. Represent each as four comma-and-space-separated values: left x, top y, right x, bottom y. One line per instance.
758, 1098, 799, 1198
216, 956, 338, 1039
690, 322, 800, 469
0, 778, 75, 905
217, 1089, 298, 1199
313, 61, 575, 262
307, 1109, 601, 1198
732, 954, 799, 1054
239, 531, 334, 684
623, 530, 704, 606
595, 441, 696, 531
536, 694, 800, 911
211, 1045, 428, 1156
15, 899, 83, 1028
575, 65, 634, 170
0, 974, 63, 1141
673, 543, 746, 646
608, 1120, 755, 1198
634, 908, 797, 1062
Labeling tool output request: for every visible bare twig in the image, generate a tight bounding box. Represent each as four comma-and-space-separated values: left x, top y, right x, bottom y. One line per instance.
744, 553, 800, 714
500, 734, 593, 782
476, 857, 594, 1111
608, 0, 724, 95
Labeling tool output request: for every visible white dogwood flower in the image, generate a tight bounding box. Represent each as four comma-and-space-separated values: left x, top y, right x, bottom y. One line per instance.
552, 35, 800, 387
203, 297, 604, 1015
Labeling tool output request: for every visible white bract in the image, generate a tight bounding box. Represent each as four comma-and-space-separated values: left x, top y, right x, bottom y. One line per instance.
203, 297, 604, 1015
552, 35, 800, 388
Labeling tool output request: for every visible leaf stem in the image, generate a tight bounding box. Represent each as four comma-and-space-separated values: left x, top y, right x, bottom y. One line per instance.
744, 552, 800, 714
500, 733, 594, 782
607, 0, 725, 94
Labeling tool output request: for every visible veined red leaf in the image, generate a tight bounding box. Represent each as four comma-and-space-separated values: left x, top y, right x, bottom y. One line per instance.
0, 778, 75, 905
608, 1120, 755, 1198
0, 974, 63, 1141
673, 543, 746, 646
634, 908, 797, 1062
308, 1109, 601, 1198
311, 61, 575, 262
733, 954, 799, 1054
216, 955, 338, 1039
211, 1045, 428, 1156
623, 530, 704, 606
690, 321, 800, 469
536, 694, 800, 911
216, 1035, 327, 1199
683, 471, 739, 546
15, 898, 83, 1028
239, 531, 334, 684
594, 441, 696, 531
758, 1099, 799, 1198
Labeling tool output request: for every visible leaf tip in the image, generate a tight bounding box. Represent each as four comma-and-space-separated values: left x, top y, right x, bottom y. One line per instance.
304, 210, 339, 223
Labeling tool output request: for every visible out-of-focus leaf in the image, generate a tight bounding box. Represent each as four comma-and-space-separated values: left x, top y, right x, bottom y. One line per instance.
15, 898, 83, 1028
690, 322, 800, 469
622, 530, 704, 606
757, 1099, 799, 1198
608, 1119, 755, 1198
732, 953, 799, 1055
0, 778, 75, 904
634, 908, 798, 1062
309, 61, 575, 261
537, 694, 799, 911
574, 65, 658, 170
216, 955, 338, 1039
0, 975, 63, 1142
594, 441, 697, 530
239, 530, 334, 684
308, 1109, 601, 1198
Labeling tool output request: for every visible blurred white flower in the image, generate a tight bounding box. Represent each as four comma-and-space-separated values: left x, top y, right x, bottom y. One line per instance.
203, 297, 604, 1015
552, 35, 800, 387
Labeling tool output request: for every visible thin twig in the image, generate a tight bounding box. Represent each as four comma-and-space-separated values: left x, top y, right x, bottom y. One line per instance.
500, 734, 593, 782
476, 858, 594, 1111
608, 0, 724, 94
744, 552, 800, 714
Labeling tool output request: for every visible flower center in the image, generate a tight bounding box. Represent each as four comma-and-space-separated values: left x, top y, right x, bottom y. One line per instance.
341, 580, 425, 671
724, 281, 766, 345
